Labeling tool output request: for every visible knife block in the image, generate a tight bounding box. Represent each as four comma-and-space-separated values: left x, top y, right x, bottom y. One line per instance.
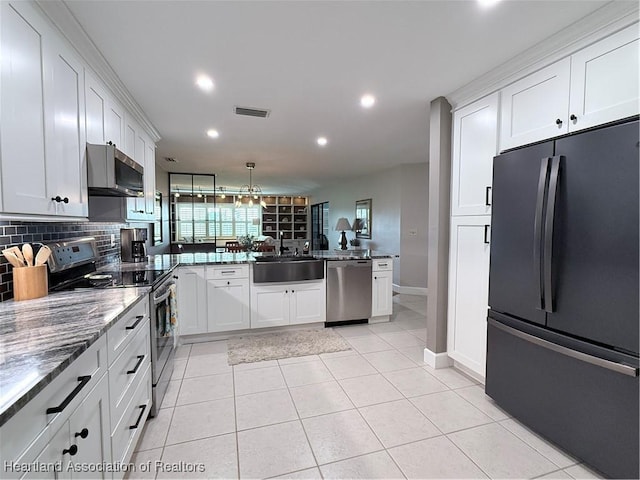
13, 265, 48, 301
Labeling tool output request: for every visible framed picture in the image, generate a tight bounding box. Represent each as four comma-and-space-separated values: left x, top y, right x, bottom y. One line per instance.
355, 198, 371, 239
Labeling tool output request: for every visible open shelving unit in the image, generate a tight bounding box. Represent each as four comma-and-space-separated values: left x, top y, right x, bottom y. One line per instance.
261, 196, 308, 240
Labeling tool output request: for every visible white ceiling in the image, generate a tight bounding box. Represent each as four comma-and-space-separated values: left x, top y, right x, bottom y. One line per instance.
64, 0, 609, 194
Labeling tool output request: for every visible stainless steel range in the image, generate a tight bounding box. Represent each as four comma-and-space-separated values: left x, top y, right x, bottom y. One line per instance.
47, 237, 176, 417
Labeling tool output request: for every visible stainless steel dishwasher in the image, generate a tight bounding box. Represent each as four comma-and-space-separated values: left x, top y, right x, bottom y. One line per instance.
326, 259, 372, 325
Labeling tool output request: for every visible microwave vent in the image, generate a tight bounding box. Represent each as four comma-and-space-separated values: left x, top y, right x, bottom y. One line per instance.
235, 106, 270, 118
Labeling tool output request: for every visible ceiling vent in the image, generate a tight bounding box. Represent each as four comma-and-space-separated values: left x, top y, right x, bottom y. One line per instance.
235, 106, 270, 118
165, 157, 178, 163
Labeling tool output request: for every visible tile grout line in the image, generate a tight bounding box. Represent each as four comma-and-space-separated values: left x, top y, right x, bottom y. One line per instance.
231, 364, 241, 480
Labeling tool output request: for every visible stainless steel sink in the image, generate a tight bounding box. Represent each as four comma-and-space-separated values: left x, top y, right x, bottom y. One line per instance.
253, 256, 324, 283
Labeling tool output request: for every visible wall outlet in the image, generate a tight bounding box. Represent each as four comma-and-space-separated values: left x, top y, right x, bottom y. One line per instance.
110, 234, 116, 247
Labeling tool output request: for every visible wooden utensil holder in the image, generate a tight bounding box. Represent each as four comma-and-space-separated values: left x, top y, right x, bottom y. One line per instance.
13, 265, 48, 301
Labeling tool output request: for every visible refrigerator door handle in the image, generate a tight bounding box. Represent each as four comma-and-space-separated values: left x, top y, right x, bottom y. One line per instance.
534, 157, 551, 310
489, 318, 639, 377
543, 156, 562, 312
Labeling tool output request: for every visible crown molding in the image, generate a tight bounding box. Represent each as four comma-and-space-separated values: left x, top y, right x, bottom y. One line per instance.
446, 1, 640, 110
34, 0, 161, 142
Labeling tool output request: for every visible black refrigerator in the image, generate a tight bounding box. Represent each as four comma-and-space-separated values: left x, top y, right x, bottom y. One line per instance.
485, 118, 639, 479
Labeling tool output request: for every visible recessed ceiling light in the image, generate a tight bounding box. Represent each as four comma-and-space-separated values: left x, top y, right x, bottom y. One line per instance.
317, 137, 328, 147
360, 94, 376, 108
196, 74, 214, 92
478, 0, 501, 8
206, 129, 219, 138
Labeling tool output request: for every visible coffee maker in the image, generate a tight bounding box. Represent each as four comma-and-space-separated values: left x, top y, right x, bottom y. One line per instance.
121, 228, 148, 263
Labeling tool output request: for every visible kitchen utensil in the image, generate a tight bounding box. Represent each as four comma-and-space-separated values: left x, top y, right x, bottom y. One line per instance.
35, 245, 52, 266
2, 249, 24, 268
22, 243, 33, 267
9, 246, 26, 266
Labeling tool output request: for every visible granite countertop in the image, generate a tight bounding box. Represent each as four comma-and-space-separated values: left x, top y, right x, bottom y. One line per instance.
0, 287, 150, 427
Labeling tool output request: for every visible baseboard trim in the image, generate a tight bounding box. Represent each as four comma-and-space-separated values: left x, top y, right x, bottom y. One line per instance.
423, 348, 453, 369
393, 284, 428, 296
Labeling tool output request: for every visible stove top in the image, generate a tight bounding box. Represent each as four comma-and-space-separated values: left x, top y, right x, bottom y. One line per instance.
50, 269, 169, 292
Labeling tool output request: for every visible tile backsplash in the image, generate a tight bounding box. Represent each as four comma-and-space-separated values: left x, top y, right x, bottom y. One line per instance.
0, 221, 127, 302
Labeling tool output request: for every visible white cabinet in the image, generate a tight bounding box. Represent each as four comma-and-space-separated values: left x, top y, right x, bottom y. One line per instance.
206, 265, 250, 332
372, 259, 393, 317
85, 72, 108, 145
105, 99, 125, 148
451, 93, 499, 216
569, 24, 639, 131
500, 58, 571, 151
0, 1, 87, 218
500, 24, 639, 151
44, 375, 111, 480
145, 139, 157, 216
251, 279, 326, 328
176, 266, 208, 335
447, 217, 491, 378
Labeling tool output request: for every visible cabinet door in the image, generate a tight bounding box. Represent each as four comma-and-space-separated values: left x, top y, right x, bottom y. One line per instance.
447, 216, 491, 377
372, 271, 393, 317
251, 285, 289, 328
85, 72, 107, 145
40, 422, 72, 480
44, 37, 88, 217
0, 1, 51, 215
451, 93, 499, 216
67, 376, 111, 479
569, 24, 639, 132
207, 278, 250, 332
144, 138, 156, 217
125, 131, 147, 220
290, 282, 325, 324
500, 58, 570, 151
105, 99, 125, 148
176, 267, 207, 335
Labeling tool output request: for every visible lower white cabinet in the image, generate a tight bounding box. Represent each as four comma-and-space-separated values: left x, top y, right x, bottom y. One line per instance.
176, 266, 208, 335
447, 216, 491, 378
207, 265, 250, 332
372, 259, 393, 317
251, 280, 326, 328
37, 375, 111, 480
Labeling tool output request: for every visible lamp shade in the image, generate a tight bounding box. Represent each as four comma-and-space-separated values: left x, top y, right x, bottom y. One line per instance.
335, 218, 352, 231
351, 218, 365, 232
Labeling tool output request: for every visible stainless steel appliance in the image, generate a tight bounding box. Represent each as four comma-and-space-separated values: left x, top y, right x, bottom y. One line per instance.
486, 118, 639, 479
121, 228, 148, 263
326, 259, 372, 326
46, 237, 176, 419
86, 143, 144, 197
148, 272, 176, 417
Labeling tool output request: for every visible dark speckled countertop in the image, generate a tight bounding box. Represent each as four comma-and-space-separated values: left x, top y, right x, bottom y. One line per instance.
0, 287, 149, 427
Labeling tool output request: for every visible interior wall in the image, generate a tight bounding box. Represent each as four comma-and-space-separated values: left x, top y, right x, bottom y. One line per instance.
307, 163, 428, 288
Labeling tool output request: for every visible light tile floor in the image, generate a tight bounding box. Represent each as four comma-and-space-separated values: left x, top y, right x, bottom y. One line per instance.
127, 294, 604, 480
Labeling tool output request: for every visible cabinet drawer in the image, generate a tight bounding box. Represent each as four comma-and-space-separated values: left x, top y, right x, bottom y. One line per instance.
111, 365, 151, 473
373, 259, 392, 271
107, 296, 149, 365
207, 264, 249, 279
0, 336, 107, 466
108, 318, 150, 432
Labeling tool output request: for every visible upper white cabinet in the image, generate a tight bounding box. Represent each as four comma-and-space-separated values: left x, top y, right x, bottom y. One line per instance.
500, 23, 639, 151
569, 24, 639, 131
85, 72, 108, 145
0, 1, 88, 218
451, 93, 499, 216
43, 36, 88, 218
105, 99, 125, 148
500, 58, 571, 151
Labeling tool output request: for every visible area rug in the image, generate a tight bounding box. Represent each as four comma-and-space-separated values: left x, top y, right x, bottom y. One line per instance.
227, 328, 351, 365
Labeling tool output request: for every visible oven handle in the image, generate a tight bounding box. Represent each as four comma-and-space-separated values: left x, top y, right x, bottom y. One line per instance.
153, 283, 174, 304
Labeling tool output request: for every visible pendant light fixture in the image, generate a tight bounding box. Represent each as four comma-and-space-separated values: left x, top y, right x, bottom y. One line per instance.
236, 162, 267, 208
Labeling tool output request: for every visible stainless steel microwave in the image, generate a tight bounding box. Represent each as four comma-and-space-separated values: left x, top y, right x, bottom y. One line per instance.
86, 143, 144, 197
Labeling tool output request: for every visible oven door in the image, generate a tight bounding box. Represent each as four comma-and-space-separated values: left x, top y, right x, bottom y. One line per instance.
151, 279, 176, 386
